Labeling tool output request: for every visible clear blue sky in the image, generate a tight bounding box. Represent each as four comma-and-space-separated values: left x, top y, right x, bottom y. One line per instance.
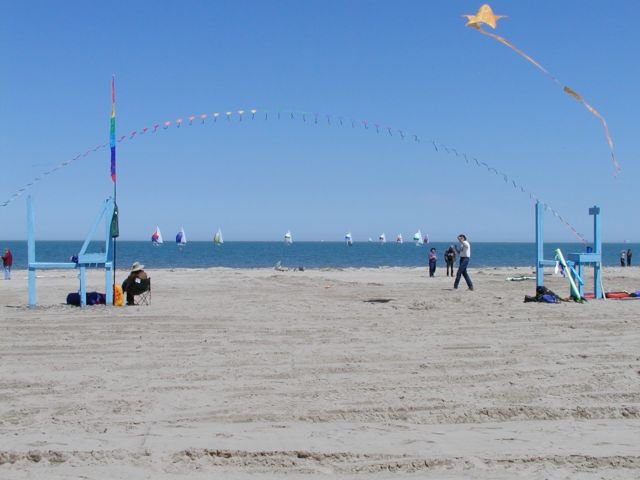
1, 1, 638, 242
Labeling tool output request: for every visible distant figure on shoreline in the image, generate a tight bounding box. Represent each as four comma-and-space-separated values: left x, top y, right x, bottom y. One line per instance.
428, 247, 437, 277
627, 248, 632, 267
454, 234, 473, 291
444, 245, 456, 277
2, 248, 12, 280
620, 250, 626, 267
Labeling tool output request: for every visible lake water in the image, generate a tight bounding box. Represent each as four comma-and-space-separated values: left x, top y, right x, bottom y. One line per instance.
2, 241, 637, 270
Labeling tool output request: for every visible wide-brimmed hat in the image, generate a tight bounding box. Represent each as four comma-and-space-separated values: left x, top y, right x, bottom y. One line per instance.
130, 261, 144, 272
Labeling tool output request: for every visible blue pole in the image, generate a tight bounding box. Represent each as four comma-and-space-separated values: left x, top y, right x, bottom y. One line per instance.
535, 202, 544, 288
27, 196, 36, 306
590, 206, 602, 299
79, 265, 86, 307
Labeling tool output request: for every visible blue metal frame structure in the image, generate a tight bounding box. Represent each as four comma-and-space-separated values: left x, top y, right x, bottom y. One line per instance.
535, 202, 602, 299
27, 196, 115, 306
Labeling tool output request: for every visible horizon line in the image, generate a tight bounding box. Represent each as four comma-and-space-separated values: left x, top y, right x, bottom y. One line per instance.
1, 239, 636, 244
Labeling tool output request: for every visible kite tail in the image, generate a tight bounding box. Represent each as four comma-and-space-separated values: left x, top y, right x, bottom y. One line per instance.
563, 86, 620, 174
476, 26, 561, 86
475, 25, 619, 175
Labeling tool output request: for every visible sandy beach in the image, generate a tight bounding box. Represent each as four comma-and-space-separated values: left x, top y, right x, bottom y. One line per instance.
1, 265, 639, 479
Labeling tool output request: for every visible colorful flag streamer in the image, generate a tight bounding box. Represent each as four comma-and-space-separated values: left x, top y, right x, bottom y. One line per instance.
464, 4, 620, 175
110, 76, 116, 183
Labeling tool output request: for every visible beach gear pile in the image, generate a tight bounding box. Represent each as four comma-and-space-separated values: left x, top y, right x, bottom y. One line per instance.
66, 291, 106, 306
523, 286, 563, 304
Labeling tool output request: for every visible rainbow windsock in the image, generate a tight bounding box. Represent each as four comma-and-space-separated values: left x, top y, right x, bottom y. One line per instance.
110, 76, 116, 183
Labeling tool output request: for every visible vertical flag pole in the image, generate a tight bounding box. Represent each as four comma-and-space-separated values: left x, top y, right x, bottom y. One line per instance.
110, 76, 118, 304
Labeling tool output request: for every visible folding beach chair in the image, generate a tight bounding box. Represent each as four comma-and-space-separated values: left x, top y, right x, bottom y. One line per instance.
132, 277, 151, 306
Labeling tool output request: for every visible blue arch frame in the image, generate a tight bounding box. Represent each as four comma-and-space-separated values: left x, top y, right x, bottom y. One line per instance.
27, 196, 115, 306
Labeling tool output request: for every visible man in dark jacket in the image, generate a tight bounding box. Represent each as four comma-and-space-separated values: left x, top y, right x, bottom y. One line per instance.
444, 245, 456, 277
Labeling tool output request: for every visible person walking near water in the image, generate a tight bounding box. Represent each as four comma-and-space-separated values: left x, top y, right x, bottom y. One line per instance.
444, 245, 456, 277
2, 248, 12, 280
627, 248, 632, 267
454, 234, 473, 290
428, 247, 437, 277
620, 250, 626, 267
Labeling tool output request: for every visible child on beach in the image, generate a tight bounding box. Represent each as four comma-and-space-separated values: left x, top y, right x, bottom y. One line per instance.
428, 248, 437, 277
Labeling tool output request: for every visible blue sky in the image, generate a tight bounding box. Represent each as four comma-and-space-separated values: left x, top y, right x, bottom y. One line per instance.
1, 0, 638, 242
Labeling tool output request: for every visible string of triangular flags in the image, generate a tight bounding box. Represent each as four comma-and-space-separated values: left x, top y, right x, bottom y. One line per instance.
1, 107, 586, 244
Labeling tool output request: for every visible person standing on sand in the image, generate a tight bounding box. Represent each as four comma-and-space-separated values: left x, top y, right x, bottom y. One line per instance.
428, 247, 437, 277
626, 248, 632, 267
620, 250, 626, 267
2, 248, 12, 280
454, 234, 473, 290
444, 245, 456, 277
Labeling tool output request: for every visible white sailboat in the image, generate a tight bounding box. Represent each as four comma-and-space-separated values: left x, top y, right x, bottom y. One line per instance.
151, 226, 163, 246
413, 229, 423, 245
396, 233, 403, 244
379, 233, 386, 243
176, 226, 187, 248
345, 232, 353, 246
284, 230, 293, 245
213, 227, 223, 245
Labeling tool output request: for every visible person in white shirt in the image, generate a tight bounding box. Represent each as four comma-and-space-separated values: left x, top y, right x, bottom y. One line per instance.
454, 234, 474, 290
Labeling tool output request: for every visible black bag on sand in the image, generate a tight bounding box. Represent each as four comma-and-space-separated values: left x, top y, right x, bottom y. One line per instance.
66, 291, 106, 306
524, 286, 560, 303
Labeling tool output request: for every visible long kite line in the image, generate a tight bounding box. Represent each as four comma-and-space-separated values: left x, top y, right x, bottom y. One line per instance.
464, 4, 619, 175
0, 107, 587, 243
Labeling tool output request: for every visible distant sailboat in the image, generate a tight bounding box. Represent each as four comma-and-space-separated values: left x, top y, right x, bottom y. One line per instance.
284, 230, 293, 244
379, 233, 386, 243
396, 234, 403, 244
368, 237, 373, 242
176, 227, 187, 247
213, 228, 223, 245
151, 226, 163, 246
423, 233, 430, 244
345, 232, 353, 246
413, 229, 423, 245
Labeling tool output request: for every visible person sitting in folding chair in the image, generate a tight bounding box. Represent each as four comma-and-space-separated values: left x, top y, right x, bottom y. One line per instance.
122, 261, 149, 306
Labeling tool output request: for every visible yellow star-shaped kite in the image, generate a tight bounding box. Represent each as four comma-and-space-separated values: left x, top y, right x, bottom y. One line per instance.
463, 4, 506, 29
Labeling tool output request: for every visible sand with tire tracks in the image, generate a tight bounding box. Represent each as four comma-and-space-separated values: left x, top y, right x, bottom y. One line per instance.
1, 266, 639, 479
